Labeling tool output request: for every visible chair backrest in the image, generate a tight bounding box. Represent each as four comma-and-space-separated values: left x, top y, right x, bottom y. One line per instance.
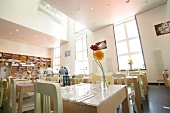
63, 76, 70, 86
74, 75, 82, 84
89, 73, 97, 78
112, 73, 127, 85
10, 79, 30, 113
4, 77, 12, 113
106, 76, 114, 85
51, 75, 59, 83
92, 76, 102, 84
34, 82, 63, 113
129, 72, 140, 76
129, 72, 143, 84
107, 72, 113, 76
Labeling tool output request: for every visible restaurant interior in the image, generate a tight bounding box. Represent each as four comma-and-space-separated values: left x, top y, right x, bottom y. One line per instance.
0, 0, 170, 113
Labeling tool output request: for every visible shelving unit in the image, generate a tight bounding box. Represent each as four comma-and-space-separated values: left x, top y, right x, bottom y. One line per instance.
0, 52, 51, 76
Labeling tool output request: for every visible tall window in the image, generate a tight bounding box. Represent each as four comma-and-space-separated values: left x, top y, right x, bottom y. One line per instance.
75, 35, 88, 74
114, 17, 146, 70
74, 21, 86, 33
54, 47, 60, 73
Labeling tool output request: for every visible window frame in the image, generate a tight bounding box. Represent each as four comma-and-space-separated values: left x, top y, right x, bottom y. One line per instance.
114, 17, 146, 71
54, 46, 61, 73
75, 35, 89, 74
75, 35, 88, 62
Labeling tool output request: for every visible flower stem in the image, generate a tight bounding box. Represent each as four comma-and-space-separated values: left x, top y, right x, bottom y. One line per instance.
93, 51, 107, 88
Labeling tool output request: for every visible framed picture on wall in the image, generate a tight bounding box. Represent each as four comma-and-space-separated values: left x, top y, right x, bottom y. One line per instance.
65, 50, 71, 57
154, 21, 170, 36
96, 40, 107, 50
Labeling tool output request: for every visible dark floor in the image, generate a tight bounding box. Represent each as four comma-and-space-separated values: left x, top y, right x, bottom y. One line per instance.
118, 85, 170, 113
1, 85, 170, 113
141, 85, 170, 113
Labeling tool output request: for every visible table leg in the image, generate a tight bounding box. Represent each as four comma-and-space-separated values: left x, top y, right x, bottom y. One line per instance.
141, 75, 148, 95
122, 86, 130, 113
18, 86, 23, 113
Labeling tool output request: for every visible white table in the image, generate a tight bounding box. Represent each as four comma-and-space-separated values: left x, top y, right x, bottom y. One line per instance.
60, 83, 130, 113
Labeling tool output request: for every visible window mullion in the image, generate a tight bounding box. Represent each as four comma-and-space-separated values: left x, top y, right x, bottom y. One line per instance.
124, 24, 131, 58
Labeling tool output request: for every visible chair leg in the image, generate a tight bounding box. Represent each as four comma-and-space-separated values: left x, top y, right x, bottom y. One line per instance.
132, 95, 137, 113
141, 90, 145, 100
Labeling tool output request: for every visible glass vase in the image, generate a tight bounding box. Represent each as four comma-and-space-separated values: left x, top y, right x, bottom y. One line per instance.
100, 74, 108, 90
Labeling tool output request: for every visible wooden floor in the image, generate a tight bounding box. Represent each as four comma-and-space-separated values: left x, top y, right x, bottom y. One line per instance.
1, 85, 170, 113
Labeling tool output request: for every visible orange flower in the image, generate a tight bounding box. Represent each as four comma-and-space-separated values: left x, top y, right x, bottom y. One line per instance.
94, 50, 104, 60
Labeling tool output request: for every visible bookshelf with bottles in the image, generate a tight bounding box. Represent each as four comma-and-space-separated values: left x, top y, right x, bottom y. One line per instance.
0, 52, 51, 76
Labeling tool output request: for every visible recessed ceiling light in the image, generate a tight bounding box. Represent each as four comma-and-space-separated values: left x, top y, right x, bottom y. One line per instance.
77, 7, 80, 12
91, 8, 93, 10
125, 0, 130, 3
107, 4, 110, 6
137, 11, 139, 13
16, 29, 19, 32
10, 33, 11, 35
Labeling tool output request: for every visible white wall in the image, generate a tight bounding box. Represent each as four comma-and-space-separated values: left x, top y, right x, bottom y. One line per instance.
89, 26, 118, 73
0, 0, 68, 40
136, 2, 170, 83
0, 39, 50, 57
61, 2, 170, 83
61, 18, 117, 75
60, 18, 93, 74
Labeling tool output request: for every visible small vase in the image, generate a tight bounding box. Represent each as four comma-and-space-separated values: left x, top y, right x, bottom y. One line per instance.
129, 64, 132, 70
101, 80, 108, 90
100, 75, 108, 90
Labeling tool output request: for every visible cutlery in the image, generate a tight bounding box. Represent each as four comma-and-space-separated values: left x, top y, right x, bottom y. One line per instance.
76, 94, 96, 102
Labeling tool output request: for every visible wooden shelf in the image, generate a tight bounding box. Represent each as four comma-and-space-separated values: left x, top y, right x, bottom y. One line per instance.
0, 52, 51, 76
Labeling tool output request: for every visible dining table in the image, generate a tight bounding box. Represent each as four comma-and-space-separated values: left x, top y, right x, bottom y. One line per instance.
69, 75, 143, 113
60, 83, 130, 113
16, 81, 130, 113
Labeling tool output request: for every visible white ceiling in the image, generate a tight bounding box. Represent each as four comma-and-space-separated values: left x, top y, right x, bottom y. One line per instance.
0, 0, 168, 48
0, 18, 66, 48
44, 0, 167, 31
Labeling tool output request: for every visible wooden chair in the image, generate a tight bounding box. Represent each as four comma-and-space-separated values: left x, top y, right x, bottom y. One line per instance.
0, 78, 4, 107
4, 77, 12, 113
91, 76, 102, 84
51, 75, 59, 83
74, 75, 83, 84
34, 82, 63, 113
106, 76, 114, 85
112, 73, 137, 112
89, 73, 97, 78
129, 72, 145, 100
10, 79, 34, 113
163, 71, 170, 87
